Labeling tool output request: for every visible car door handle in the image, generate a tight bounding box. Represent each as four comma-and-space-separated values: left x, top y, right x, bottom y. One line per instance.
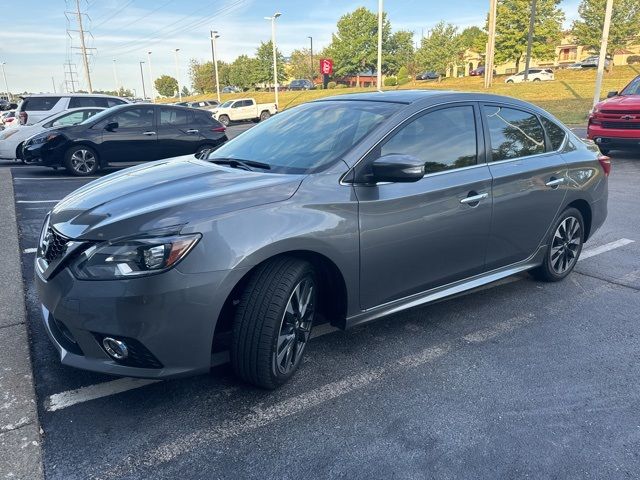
185, 129, 199, 134
142, 131, 156, 136
460, 192, 489, 205
545, 177, 565, 188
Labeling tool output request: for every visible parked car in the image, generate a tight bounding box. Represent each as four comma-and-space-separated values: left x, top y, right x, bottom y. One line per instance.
580, 56, 611, 69
566, 63, 583, 70
35, 91, 608, 388
0, 99, 11, 111
16, 93, 128, 125
505, 68, 554, 83
186, 100, 218, 110
22, 104, 227, 175
222, 86, 241, 93
469, 66, 496, 76
0, 110, 18, 128
212, 98, 278, 126
417, 71, 440, 80
588, 74, 640, 154
0, 107, 103, 160
289, 79, 314, 91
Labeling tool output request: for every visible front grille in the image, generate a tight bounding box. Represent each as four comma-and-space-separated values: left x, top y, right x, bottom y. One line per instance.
44, 228, 68, 262
602, 121, 640, 130
600, 110, 640, 115
92, 333, 164, 369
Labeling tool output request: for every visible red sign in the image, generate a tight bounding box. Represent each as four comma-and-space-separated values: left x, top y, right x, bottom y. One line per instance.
320, 58, 333, 75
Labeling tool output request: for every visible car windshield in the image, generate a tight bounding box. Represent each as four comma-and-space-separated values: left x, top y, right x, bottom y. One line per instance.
208, 100, 401, 174
219, 100, 233, 108
621, 77, 640, 96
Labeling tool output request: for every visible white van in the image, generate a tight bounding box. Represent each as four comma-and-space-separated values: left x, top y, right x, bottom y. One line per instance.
16, 93, 128, 124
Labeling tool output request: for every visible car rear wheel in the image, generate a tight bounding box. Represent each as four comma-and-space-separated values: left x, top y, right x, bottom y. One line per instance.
533, 78, 541, 82
64, 146, 99, 176
507, 79, 514, 83
218, 115, 230, 127
231, 256, 316, 389
530, 207, 584, 282
260, 110, 271, 121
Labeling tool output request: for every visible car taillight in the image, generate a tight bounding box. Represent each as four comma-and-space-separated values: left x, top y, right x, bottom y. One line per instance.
19, 111, 27, 125
598, 155, 611, 176
211, 126, 225, 133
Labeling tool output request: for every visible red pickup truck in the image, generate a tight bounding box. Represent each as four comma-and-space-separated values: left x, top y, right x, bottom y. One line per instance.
588, 74, 640, 154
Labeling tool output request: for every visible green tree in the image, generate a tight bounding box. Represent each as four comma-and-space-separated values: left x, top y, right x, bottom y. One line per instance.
254, 41, 287, 85
325, 7, 391, 77
397, 66, 409, 84
386, 30, 415, 74
181, 86, 190, 97
459, 26, 487, 53
228, 55, 259, 90
117, 87, 133, 97
572, 0, 640, 62
154, 75, 178, 97
415, 21, 460, 77
289, 48, 315, 80
189, 59, 214, 94
493, 0, 564, 72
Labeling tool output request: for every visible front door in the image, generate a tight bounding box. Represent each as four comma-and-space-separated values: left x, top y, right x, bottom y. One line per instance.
481, 104, 568, 270
99, 106, 157, 163
356, 104, 493, 310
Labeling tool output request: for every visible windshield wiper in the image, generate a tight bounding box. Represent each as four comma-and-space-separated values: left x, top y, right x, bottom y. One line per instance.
209, 157, 271, 171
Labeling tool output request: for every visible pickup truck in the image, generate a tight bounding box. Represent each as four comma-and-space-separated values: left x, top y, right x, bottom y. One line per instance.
212, 98, 278, 126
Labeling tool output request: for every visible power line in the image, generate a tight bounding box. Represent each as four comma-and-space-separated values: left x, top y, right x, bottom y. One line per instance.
93, 0, 174, 34
93, 0, 135, 29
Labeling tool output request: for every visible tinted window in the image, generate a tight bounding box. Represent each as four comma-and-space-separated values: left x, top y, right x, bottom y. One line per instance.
541, 116, 566, 150
485, 106, 545, 161
110, 107, 154, 128
231, 102, 242, 108
621, 76, 640, 96
242, 100, 253, 107
381, 106, 477, 174
69, 97, 109, 108
210, 100, 401, 174
22, 96, 60, 111
48, 110, 97, 127
106, 98, 126, 107
160, 107, 192, 126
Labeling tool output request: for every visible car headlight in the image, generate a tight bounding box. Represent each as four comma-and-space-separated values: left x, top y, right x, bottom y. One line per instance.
72, 233, 201, 280
30, 132, 60, 145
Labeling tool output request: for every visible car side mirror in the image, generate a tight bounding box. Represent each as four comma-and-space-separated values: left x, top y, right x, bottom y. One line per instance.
607, 91, 618, 98
371, 154, 425, 183
105, 121, 119, 131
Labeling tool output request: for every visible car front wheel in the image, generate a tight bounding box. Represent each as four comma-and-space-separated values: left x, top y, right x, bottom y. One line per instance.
231, 257, 316, 389
64, 146, 99, 176
531, 207, 584, 282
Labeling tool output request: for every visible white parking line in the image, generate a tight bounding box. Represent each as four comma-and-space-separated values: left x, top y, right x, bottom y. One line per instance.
40, 236, 635, 413
23, 248, 37, 254
16, 200, 60, 204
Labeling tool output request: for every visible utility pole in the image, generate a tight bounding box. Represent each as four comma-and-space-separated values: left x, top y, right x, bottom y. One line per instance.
51, 76, 56, 93
210, 31, 221, 103
593, 0, 614, 107
112, 59, 119, 94
377, 0, 383, 90
75, 0, 93, 93
139, 61, 147, 100
147, 51, 155, 102
64, 62, 79, 93
523, 0, 537, 81
0, 62, 10, 101
174, 48, 182, 101
484, 0, 497, 88
264, 13, 282, 107
308, 36, 314, 81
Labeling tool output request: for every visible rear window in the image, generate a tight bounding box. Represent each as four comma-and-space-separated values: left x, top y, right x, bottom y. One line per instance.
541, 117, 567, 150
21, 96, 60, 111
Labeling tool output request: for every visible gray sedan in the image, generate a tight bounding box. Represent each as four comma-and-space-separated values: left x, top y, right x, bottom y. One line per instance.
35, 91, 608, 389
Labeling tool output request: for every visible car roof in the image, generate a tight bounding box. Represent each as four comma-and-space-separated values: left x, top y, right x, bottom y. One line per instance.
19, 93, 124, 99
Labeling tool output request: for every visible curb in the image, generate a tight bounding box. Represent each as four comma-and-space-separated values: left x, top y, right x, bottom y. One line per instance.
0, 168, 44, 479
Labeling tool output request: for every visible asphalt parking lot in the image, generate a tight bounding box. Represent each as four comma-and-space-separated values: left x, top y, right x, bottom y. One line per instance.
4, 127, 640, 479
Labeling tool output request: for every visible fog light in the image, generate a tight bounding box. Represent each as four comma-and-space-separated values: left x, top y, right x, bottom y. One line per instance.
102, 337, 128, 360
595, 137, 602, 143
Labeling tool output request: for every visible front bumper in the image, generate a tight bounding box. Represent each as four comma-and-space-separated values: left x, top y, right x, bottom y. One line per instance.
36, 264, 242, 378
587, 124, 640, 148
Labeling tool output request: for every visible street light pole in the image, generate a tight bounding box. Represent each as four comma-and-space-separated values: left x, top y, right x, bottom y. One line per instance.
112, 59, 119, 94
210, 30, 221, 103
174, 48, 182, 101
484, 0, 497, 88
593, 0, 614, 107
147, 51, 155, 102
377, 0, 383, 90
307, 36, 314, 81
523, 0, 537, 81
139, 61, 147, 100
0, 62, 10, 101
264, 12, 282, 107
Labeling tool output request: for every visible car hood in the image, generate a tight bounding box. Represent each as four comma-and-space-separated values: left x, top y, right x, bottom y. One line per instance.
49, 156, 304, 240
598, 95, 640, 110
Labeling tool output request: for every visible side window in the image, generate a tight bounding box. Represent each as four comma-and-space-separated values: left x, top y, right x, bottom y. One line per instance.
540, 116, 567, 151
111, 107, 154, 128
106, 98, 126, 107
22, 96, 60, 111
69, 97, 108, 108
160, 108, 192, 126
50, 111, 86, 127
242, 100, 254, 107
231, 102, 241, 108
484, 106, 545, 161
380, 105, 478, 174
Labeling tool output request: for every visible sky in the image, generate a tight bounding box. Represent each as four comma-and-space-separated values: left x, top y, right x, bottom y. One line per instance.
0, 0, 582, 95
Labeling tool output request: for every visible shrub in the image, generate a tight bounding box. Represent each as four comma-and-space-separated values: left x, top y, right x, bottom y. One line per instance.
327, 81, 337, 89
397, 67, 409, 85
335, 84, 348, 89
384, 76, 398, 86
627, 55, 640, 65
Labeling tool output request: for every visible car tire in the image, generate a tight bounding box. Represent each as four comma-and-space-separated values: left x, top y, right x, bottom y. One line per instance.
533, 78, 541, 82
506, 80, 514, 83
530, 207, 584, 282
16, 142, 24, 162
218, 115, 230, 127
231, 256, 317, 389
63, 145, 100, 176
260, 110, 271, 121
598, 146, 610, 155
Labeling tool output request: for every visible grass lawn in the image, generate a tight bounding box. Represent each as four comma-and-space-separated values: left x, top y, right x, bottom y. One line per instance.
160, 65, 640, 125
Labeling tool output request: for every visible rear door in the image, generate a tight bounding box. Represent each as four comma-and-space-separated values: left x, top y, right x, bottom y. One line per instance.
157, 107, 202, 158
481, 103, 567, 270
357, 103, 493, 309
99, 105, 157, 162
